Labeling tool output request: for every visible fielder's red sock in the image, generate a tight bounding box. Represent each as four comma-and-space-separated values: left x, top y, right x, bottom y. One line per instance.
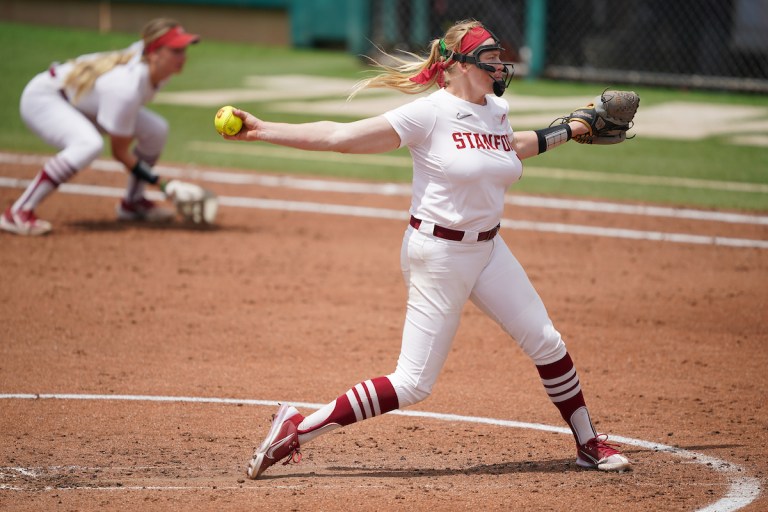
12, 169, 59, 213
536, 352, 597, 445
297, 376, 399, 444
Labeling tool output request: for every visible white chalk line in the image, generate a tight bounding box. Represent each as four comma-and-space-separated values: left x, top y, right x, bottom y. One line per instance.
0, 393, 761, 512
0, 177, 766, 249
187, 141, 768, 194
1, 151, 766, 224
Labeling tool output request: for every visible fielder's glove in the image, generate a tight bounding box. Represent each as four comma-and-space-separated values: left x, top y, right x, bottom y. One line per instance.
163, 179, 219, 225
562, 90, 640, 145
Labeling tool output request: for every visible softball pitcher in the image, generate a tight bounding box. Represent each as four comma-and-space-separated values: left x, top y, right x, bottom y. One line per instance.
226, 19, 631, 478
0, 18, 199, 236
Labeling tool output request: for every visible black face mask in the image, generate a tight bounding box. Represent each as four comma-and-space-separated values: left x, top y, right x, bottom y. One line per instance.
449, 43, 515, 97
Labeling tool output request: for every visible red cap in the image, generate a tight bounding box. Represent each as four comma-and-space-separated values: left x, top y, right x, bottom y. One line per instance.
144, 25, 200, 55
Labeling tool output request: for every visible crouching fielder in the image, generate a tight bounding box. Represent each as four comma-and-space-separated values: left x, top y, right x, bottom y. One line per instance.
224, 19, 631, 478
1, 18, 199, 236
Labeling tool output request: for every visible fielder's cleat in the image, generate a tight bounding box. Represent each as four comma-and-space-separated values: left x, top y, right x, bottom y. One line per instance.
576, 434, 631, 471
116, 198, 174, 222
246, 404, 304, 479
0, 207, 52, 236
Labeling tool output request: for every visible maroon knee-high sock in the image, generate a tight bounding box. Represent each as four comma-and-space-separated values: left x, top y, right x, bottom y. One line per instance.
536, 352, 597, 445
297, 376, 399, 444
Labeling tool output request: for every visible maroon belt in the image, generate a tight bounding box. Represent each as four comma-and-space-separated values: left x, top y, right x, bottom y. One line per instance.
410, 215, 500, 242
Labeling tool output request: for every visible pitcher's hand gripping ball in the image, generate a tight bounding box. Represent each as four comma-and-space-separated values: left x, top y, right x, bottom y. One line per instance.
561, 90, 640, 144
163, 180, 219, 225
214, 105, 243, 136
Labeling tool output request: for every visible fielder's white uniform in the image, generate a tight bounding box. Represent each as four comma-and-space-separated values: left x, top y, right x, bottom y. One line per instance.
18, 42, 168, 196
383, 88, 567, 407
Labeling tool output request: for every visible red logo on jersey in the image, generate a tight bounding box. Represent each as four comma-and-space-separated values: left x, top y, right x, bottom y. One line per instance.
452, 132, 512, 151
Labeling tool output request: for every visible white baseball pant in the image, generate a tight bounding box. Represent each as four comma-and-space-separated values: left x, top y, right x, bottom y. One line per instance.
388, 226, 567, 407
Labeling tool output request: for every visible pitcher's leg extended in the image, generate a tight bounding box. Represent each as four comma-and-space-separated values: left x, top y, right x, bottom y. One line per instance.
470, 237, 630, 471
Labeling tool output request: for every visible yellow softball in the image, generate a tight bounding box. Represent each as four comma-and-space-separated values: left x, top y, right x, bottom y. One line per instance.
214, 105, 243, 136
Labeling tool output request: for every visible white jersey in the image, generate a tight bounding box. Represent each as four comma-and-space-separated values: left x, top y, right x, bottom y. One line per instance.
49, 41, 157, 137
383, 88, 523, 232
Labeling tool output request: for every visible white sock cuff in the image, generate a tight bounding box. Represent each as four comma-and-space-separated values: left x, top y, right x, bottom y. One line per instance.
570, 406, 596, 445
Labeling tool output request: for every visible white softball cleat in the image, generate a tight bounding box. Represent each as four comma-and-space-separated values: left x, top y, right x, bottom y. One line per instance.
247, 404, 304, 479
116, 197, 174, 222
0, 207, 52, 236
576, 434, 631, 471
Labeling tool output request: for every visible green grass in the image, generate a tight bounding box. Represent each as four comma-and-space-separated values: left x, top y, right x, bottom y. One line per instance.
1, 21, 766, 212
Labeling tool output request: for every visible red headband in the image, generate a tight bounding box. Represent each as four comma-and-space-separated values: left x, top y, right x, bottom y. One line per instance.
143, 25, 200, 55
459, 26, 494, 54
410, 26, 494, 86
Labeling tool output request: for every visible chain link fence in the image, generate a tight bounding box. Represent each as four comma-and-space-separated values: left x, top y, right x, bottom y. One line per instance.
367, 0, 768, 93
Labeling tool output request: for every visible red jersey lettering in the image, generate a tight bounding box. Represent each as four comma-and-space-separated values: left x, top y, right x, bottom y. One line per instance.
452, 132, 512, 151
453, 132, 466, 149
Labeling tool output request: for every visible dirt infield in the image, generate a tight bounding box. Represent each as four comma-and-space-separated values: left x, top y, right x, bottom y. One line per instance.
1, 158, 766, 511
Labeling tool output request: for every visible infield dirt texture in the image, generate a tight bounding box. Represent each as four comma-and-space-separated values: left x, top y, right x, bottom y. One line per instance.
1, 153, 766, 511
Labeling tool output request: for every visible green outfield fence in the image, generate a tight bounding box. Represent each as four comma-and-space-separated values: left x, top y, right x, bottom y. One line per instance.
1, 0, 767, 92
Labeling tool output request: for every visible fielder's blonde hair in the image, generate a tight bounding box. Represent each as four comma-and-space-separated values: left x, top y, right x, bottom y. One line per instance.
63, 18, 180, 102
348, 19, 483, 100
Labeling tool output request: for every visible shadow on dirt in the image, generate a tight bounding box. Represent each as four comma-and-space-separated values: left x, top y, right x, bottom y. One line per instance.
67, 219, 252, 234
265, 459, 591, 479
